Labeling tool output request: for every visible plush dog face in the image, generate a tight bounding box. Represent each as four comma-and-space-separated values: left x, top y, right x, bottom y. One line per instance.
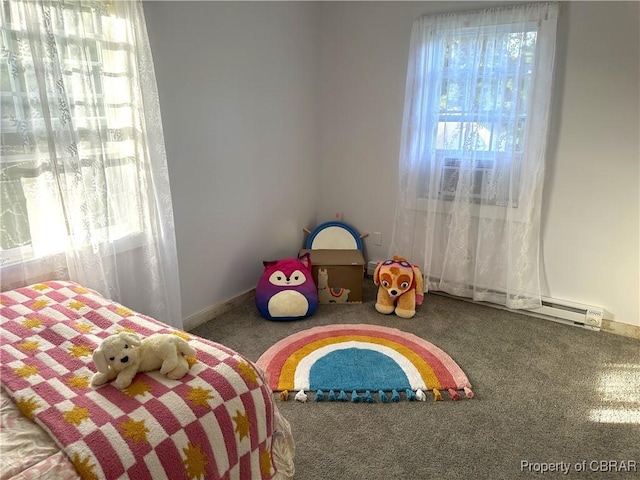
375, 259, 416, 299
93, 332, 142, 374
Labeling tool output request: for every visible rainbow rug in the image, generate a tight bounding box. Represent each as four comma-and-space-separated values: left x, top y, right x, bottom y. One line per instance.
256, 324, 474, 403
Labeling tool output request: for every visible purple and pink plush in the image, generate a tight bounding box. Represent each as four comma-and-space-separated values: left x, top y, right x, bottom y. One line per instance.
256, 253, 318, 321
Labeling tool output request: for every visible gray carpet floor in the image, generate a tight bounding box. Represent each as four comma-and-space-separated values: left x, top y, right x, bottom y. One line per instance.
191, 279, 640, 479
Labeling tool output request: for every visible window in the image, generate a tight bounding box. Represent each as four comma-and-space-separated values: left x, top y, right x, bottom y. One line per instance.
391, 3, 558, 309
1, 1, 143, 265
417, 18, 546, 208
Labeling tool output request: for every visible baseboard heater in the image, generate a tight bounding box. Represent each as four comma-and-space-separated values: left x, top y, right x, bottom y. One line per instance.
524, 296, 603, 331
430, 290, 604, 331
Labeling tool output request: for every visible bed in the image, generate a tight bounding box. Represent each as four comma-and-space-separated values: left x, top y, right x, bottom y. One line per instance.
0, 281, 295, 480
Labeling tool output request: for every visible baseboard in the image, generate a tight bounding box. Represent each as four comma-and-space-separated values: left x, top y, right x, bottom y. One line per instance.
601, 319, 640, 340
183, 287, 640, 339
183, 288, 255, 332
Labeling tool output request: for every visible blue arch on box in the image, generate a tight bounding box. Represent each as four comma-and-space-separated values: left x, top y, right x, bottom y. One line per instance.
305, 221, 363, 250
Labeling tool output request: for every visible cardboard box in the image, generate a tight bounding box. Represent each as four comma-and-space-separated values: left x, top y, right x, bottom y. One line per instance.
299, 249, 365, 304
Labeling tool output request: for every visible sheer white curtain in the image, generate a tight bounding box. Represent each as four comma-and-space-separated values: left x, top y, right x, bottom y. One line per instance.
0, 0, 182, 327
390, 3, 558, 309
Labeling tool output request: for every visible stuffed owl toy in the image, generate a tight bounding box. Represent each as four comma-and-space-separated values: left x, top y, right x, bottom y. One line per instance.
256, 252, 318, 321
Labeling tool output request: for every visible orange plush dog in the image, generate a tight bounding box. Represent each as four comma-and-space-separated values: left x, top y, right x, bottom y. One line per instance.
373, 256, 424, 319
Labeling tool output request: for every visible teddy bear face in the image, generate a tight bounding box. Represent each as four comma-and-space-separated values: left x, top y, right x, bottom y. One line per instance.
97, 332, 141, 372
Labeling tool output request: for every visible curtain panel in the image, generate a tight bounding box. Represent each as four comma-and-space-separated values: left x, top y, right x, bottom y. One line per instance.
0, 0, 182, 327
389, 3, 559, 309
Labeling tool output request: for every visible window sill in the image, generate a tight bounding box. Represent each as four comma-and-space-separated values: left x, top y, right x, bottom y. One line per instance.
415, 197, 526, 222
0, 231, 146, 289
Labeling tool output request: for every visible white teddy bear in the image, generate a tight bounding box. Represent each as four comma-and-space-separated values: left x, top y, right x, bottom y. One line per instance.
91, 332, 196, 389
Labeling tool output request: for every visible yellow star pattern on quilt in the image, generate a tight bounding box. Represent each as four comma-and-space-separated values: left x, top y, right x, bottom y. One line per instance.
186, 355, 198, 368
72, 286, 89, 294
124, 379, 151, 397
22, 317, 42, 329
68, 300, 86, 311
182, 442, 209, 480
172, 331, 191, 341
66, 375, 90, 389
236, 362, 258, 386
260, 449, 273, 478
33, 284, 49, 291
69, 344, 93, 358
16, 396, 40, 420
186, 386, 215, 407
14, 364, 38, 378
72, 453, 98, 480
116, 306, 133, 317
74, 322, 93, 333
64, 406, 90, 426
32, 299, 49, 310
120, 418, 149, 445
233, 410, 251, 441
17, 340, 39, 351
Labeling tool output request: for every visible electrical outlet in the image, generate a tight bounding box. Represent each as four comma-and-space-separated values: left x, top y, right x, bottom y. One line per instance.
373, 232, 382, 246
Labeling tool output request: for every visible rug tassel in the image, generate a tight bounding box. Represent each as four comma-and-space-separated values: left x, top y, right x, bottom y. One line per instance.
337, 390, 348, 402
432, 388, 443, 401
415, 389, 427, 402
328, 390, 336, 401
378, 390, 389, 403
363, 390, 375, 403
448, 388, 460, 401
294, 390, 308, 403
464, 387, 474, 399
351, 390, 360, 403
279, 390, 290, 401
405, 389, 417, 401
391, 389, 401, 402
314, 389, 325, 402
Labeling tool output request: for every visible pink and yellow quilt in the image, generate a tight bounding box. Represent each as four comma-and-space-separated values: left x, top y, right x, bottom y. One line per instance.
0, 281, 293, 480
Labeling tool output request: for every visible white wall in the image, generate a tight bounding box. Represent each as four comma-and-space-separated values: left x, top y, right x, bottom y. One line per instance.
542, 1, 639, 326
317, 1, 639, 327
145, 1, 639, 328
143, 1, 320, 322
